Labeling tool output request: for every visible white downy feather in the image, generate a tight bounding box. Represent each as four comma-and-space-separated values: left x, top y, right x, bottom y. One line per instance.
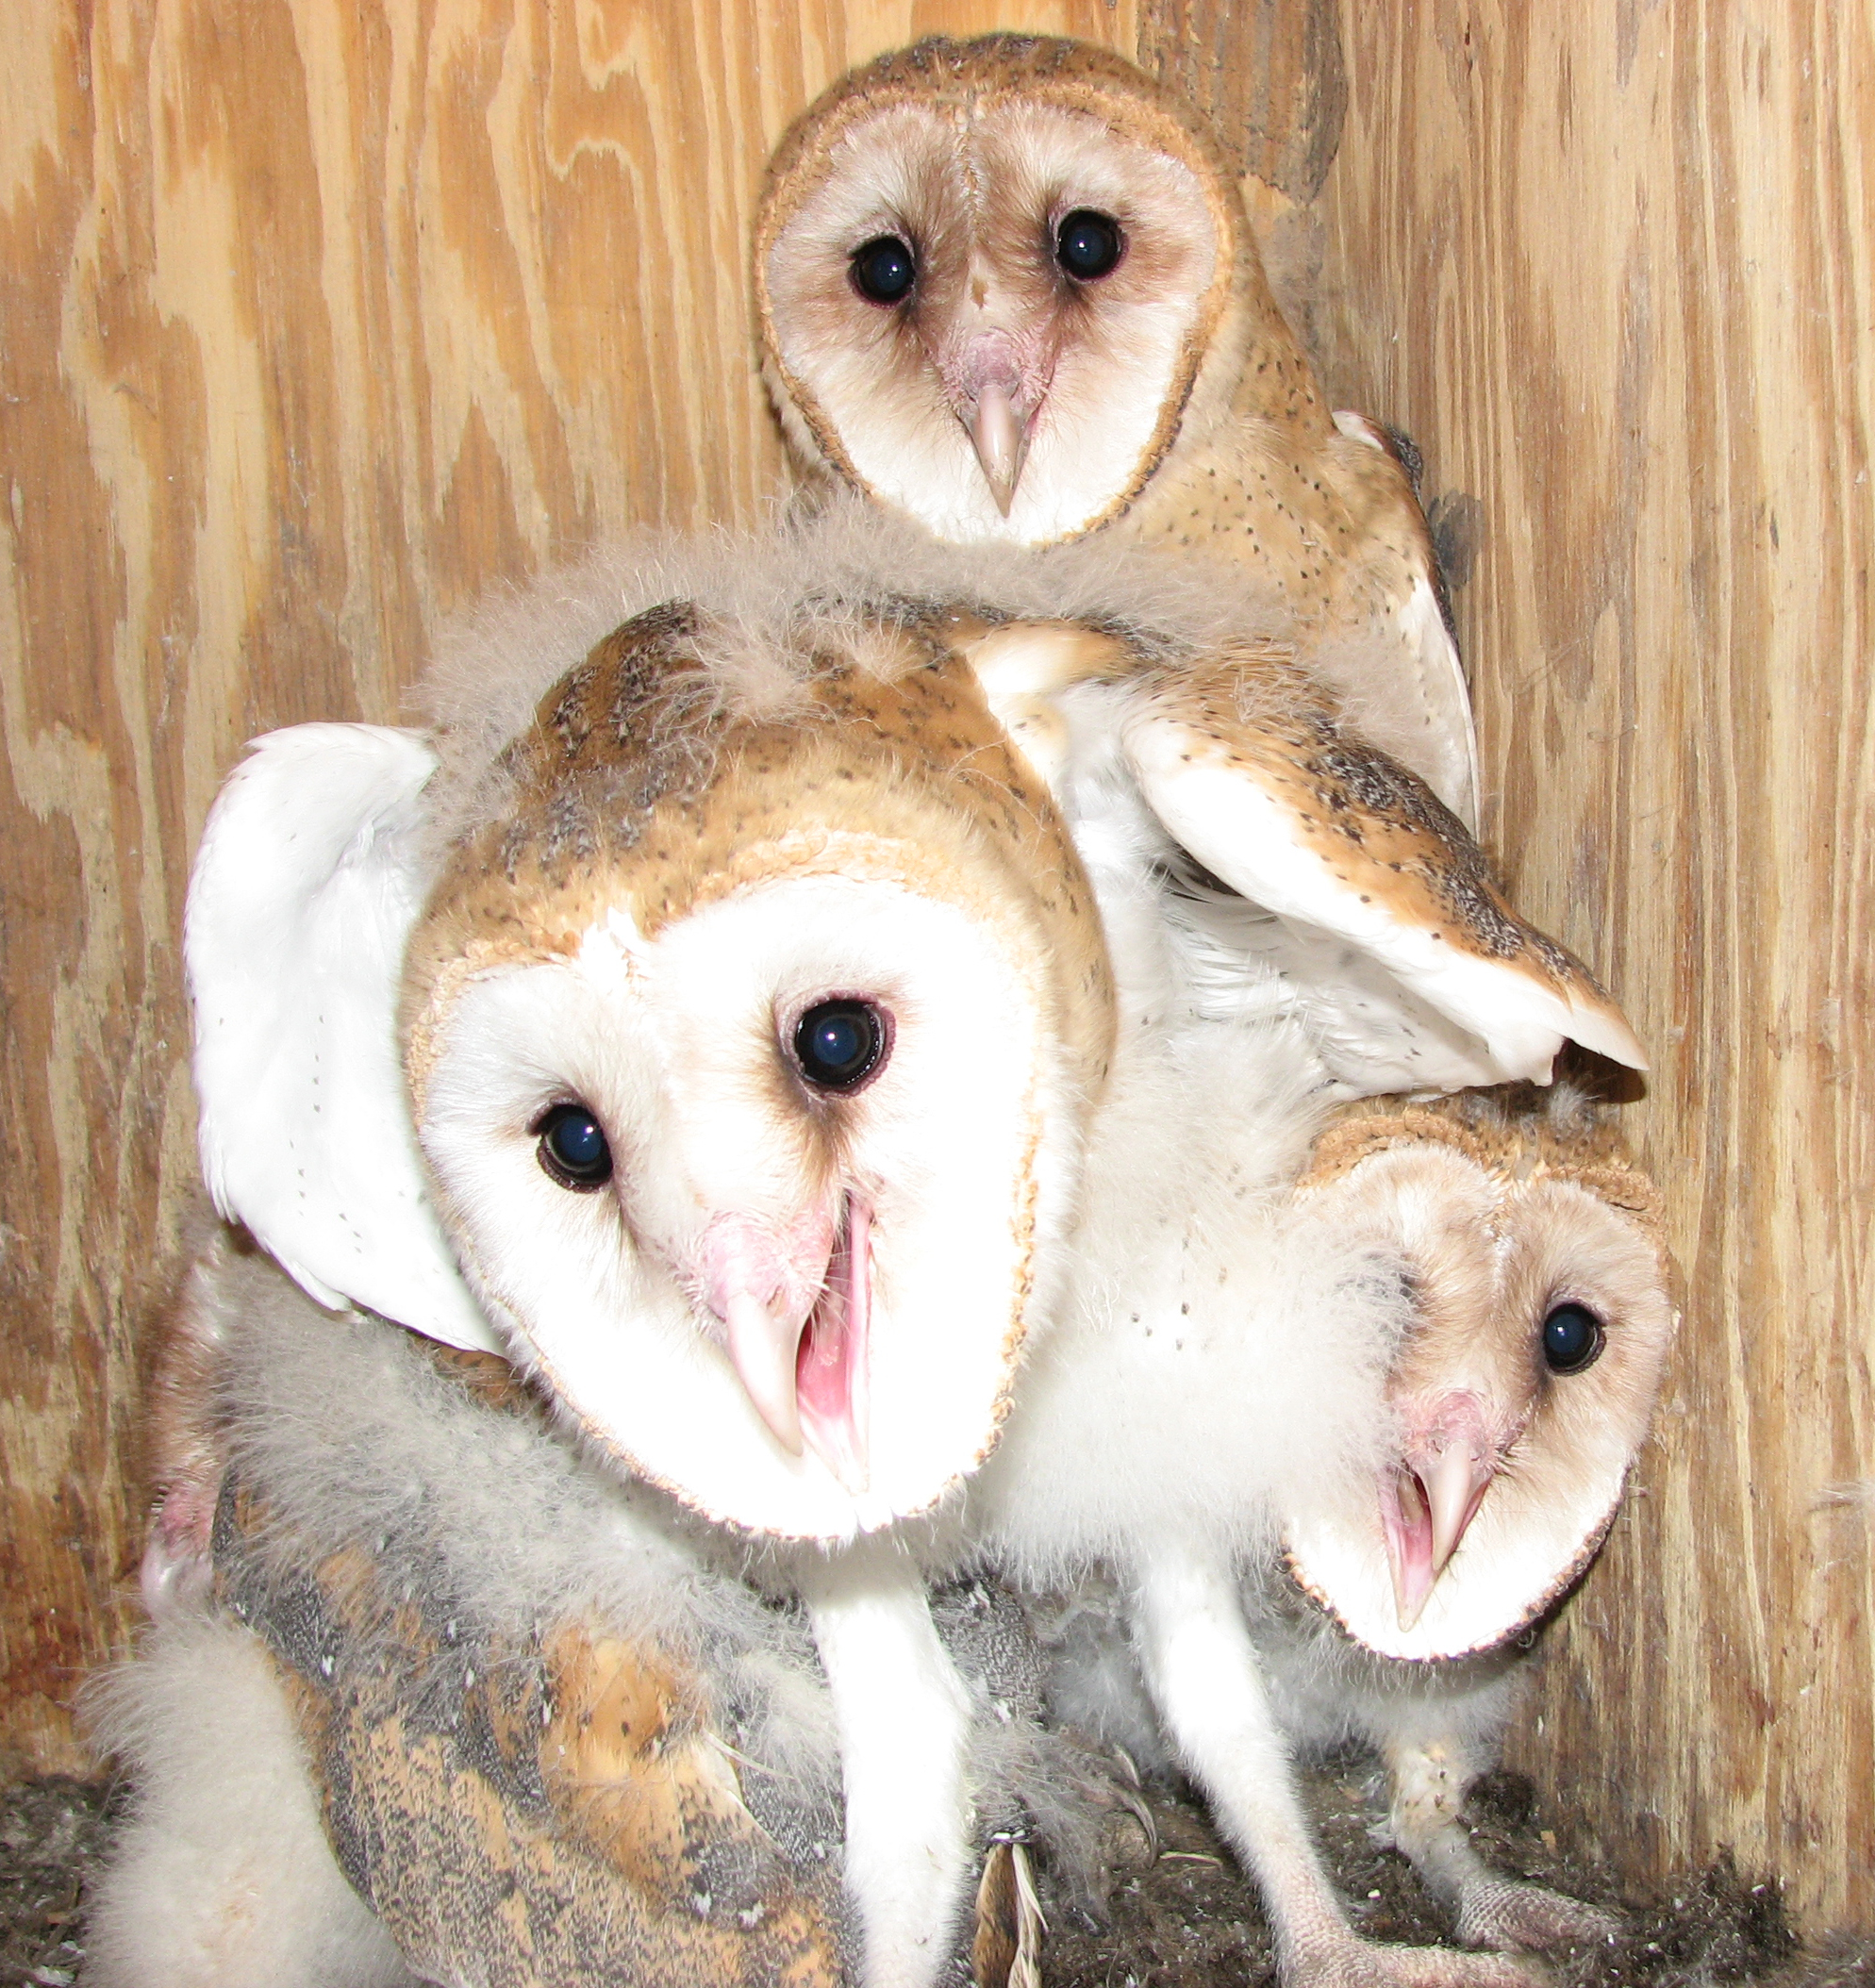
82, 1615, 421, 1988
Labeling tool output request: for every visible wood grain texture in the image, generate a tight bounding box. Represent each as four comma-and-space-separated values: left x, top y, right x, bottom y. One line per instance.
8, 0, 1869, 1933
1138, 0, 1344, 197
1318, 0, 1875, 1929
0, 0, 1136, 1773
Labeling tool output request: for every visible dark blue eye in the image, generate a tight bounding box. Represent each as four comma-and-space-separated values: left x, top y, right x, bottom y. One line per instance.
850, 235, 917, 305
1542, 1301, 1605, 1375
792, 1000, 888, 1092
534, 1102, 613, 1191
1055, 209, 1124, 280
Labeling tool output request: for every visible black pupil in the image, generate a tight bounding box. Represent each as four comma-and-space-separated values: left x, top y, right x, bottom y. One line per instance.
794, 1000, 885, 1090
851, 236, 916, 305
1542, 1301, 1604, 1374
1055, 209, 1124, 280
538, 1103, 612, 1188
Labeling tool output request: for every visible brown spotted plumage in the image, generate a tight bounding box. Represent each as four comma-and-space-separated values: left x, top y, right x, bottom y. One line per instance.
950, 618, 1643, 1090
757, 34, 1479, 824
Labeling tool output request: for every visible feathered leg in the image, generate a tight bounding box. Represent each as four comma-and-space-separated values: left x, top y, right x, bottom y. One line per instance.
81, 1615, 416, 1988
805, 1553, 975, 1988
1379, 1709, 1619, 1951
1131, 1546, 1530, 1988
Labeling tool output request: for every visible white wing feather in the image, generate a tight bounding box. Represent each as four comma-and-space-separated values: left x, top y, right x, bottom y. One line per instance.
1168, 892, 1522, 1096
185, 723, 501, 1353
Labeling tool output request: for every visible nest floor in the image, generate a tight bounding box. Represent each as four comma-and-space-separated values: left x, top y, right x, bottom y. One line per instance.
1, 1762, 1865, 1988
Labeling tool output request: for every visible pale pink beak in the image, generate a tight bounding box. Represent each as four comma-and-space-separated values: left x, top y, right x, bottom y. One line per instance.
698, 1198, 873, 1493
968, 383, 1027, 515
1380, 1392, 1501, 1631
945, 330, 1036, 516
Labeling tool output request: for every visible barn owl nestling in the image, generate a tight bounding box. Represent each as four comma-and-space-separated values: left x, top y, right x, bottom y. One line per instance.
972, 1039, 1671, 1986
1284, 1085, 1675, 1664
182, 579, 1113, 1988
932, 613, 1666, 1983
756, 34, 1480, 825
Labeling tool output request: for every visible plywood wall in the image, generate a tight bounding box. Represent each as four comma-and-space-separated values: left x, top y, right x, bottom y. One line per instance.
1317, 0, 1875, 1930
2, 0, 1869, 1933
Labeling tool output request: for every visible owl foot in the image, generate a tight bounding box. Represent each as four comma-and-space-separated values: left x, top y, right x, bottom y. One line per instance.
1453, 1874, 1619, 1951
138, 1478, 219, 1618
1287, 1930, 1535, 1988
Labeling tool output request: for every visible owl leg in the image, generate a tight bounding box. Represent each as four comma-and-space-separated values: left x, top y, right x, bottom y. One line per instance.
1131, 1547, 1532, 1988
140, 1245, 236, 1618
81, 1613, 418, 1988
805, 1556, 976, 1988
1380, 1718, 1620, 1951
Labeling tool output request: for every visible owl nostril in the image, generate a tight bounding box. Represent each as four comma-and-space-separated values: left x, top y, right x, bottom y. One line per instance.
965, 336, 1019, 394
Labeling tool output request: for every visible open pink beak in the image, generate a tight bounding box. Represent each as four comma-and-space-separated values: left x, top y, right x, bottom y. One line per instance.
1380, 1393, 1501, 1631
796, 1200, 872, 1493
700, 1197, 873, 1494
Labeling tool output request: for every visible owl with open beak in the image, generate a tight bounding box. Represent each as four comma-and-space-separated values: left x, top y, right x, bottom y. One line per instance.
936, 616, 1668, 1984
180, 568, 1112, 1988
756, 34, 1479, 827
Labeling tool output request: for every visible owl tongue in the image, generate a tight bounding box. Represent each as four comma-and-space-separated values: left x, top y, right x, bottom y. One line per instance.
797, 1198, 872, 1495
700, 1201, 871, 1495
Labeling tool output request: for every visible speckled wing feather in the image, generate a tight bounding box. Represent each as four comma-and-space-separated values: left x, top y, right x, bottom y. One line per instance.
1327, 409, 1481, 831
212, 1484, 845, 1987
1118, 658, 1644, 1086
956, 621, 1641, 1091
185, 724, 500, 1353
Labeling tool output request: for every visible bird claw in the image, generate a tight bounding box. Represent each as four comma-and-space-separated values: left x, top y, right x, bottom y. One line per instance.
1122, 1789, 1160, 1860
1454, 1875, 1620, 1952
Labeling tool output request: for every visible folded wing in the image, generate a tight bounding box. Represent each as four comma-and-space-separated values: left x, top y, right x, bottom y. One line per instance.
185, 722, 500, 1352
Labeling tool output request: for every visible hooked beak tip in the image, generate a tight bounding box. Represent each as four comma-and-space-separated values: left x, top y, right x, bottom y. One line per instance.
721, 1289, 805, 1458
966, 384, 1028, 515
1384, 1445, 1497, 1633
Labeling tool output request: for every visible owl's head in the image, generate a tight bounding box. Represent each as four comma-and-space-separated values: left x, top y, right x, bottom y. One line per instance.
757, 35, 1299, 546
1282, 1086, 1676, 1660
187, 603, 1112, 1543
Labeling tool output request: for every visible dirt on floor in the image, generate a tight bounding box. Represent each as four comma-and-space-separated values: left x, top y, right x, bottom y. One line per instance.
1037, 1754, 1831, 1988
0, 1779, 114, 1988
1, 1761, 1866, 1988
